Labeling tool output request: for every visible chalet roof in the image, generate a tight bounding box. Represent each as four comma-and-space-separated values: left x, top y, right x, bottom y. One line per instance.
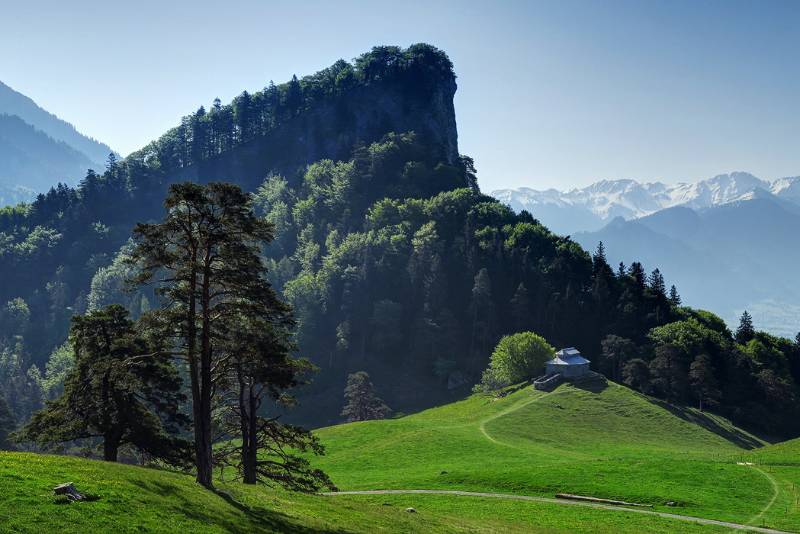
548, 347, 590, 366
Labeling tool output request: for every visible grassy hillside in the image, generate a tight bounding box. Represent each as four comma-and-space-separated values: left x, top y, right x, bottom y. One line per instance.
741, 438, 800, 532
312, 381, 800, 531
0, 451, 734, 533
4, 382, 799, 532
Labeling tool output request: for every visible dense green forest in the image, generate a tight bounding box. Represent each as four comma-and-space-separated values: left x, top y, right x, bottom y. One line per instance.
0, 44, 798, 443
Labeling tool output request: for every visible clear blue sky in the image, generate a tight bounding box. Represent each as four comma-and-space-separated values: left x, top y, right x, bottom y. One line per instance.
1, 0, 798, 191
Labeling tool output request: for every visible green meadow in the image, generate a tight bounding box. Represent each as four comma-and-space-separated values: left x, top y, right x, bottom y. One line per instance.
3, 381, 800, 532
312, 381, 800, 531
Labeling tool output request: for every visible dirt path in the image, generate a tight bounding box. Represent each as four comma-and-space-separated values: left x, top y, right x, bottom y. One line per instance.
747, 465, 781, 527
323, 489, 793, 533
477, 390, 550, 447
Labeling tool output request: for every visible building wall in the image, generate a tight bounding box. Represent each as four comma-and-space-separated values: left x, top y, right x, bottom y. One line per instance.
548, 363, 590, 378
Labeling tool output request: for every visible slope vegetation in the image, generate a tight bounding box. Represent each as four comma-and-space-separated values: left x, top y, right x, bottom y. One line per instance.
312, 382, 800, 531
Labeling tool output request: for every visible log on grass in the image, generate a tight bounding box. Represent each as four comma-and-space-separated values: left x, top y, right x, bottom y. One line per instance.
555, 493, 652, 507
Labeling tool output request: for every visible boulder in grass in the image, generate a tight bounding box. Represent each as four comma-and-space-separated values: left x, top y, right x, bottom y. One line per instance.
405, 507, 417, 513
53, 483, 85, 501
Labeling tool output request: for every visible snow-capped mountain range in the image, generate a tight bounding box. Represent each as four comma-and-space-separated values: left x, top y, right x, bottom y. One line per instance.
493, 172, 800, 338
492, 172, 800, 233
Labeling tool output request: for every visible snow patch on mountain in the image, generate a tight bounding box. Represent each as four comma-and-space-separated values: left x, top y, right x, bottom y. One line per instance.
492, 172, 800, 225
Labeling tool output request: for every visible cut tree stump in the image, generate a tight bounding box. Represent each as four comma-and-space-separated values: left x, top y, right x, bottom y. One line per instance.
555, 493, 652, 507
53, 483, 86, 501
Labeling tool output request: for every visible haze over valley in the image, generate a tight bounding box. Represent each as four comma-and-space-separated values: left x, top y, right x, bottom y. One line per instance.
494, 172, 800, 337
1, 3, 799, 533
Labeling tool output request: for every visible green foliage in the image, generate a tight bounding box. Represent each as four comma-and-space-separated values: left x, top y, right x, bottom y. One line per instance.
735, 310, 756, 344
15, 305, 189, 463
0, 395, 15, 450
643, 312, 800, 434
600, 335, 638, 382
40, 342, 73, 400
130, 181, 329, 490
341, 371, 391, 422
479, 332, 555, 390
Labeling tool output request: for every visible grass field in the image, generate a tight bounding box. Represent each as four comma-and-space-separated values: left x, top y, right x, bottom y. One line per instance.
2, 381, 799, 532
0, 451, 739, 533
311, 381, 800, 532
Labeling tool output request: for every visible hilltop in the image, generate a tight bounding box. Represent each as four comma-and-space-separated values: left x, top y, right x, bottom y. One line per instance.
1, 44, 798, 441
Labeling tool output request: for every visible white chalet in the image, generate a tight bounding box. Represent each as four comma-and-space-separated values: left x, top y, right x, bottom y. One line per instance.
545, 347, 590, 379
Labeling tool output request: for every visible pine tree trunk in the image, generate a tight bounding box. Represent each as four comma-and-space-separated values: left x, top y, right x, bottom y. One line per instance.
186, 248, 212, 488
243, 382, 258, 484
196, 262, 214, 489
103, 435, 119, 462
238, 367, 258, 485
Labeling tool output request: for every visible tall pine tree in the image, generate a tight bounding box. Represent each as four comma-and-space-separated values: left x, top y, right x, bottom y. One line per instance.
130, 182, 287, 487
735, 311, 755, 344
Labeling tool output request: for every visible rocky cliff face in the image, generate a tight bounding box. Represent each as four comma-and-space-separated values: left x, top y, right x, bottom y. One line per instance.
174, 75, 458, 189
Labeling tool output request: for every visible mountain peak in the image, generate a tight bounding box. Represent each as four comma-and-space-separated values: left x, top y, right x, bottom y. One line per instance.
493, 171, 799, 234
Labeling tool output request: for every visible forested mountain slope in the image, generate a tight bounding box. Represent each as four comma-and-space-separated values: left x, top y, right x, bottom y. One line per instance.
0, 44, 468, 424
0, 44, 798, 435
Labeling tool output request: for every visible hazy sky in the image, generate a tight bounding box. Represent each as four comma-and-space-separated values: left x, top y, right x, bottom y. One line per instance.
1, 0, 798, 191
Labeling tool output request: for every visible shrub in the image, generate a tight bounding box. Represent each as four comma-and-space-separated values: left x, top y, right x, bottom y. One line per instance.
478, 332, 555, 391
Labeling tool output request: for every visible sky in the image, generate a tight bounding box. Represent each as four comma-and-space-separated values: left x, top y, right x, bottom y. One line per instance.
1, 0, 798, 191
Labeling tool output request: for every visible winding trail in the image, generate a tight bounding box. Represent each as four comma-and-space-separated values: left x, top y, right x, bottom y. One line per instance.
475, 388, 786, 530
478, 390, 550, 448
323, 489, 793, 533
329, 388, 791, 532
746, 465, 781, 527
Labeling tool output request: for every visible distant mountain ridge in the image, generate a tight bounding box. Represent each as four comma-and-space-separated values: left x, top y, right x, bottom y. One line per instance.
0, 80, 112, 165
492, 172, 800, 338
572, 194, 800, 338
0, 113, 96, 195
492, 172, 800, 233
0, 81, 115, 204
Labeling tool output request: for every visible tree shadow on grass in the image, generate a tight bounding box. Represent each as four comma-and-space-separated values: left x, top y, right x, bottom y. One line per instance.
212, 488, 353, 534
129, 479, 352, 534
648, 399, 763, 450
